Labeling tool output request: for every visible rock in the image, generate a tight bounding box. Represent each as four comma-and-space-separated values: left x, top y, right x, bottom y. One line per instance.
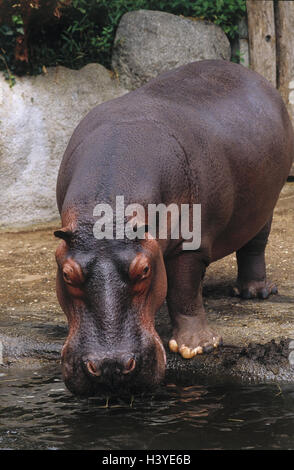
112, 9, 231, 90
0, 64, 127, 230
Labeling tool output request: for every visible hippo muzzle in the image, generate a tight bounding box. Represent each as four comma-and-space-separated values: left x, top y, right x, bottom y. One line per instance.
61, 328, 166, 396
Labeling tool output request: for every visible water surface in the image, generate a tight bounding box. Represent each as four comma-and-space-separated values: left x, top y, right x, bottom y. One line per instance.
1, 364, 294, 450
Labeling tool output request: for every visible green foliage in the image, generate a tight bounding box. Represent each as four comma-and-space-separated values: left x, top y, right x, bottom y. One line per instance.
192, 0, 246, 39
0, 9, 23, 84
0, 0, 246, 79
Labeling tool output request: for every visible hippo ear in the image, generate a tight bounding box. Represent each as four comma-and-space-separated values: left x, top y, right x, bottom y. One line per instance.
54, 227, 73, 242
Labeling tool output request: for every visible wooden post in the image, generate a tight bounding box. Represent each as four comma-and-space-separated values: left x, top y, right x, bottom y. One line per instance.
275, 1, 294, 176
275, 1, 294, 120
246, 0, 276, 87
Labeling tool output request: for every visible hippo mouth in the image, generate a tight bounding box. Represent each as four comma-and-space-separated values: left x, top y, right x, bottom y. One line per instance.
62, 359, 165, 398
61, 331, 166, 397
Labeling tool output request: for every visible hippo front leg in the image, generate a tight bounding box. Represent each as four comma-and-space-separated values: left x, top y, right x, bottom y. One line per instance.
165, 252, 222, 359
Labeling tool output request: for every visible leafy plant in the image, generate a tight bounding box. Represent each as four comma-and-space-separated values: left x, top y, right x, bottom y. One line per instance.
0, 0, 246, 80
192, 0, 246, 40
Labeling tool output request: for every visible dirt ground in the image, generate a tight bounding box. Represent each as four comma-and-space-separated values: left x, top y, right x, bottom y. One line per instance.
0, 182, 293, 381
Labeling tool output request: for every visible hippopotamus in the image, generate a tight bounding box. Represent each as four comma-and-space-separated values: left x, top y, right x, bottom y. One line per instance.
55, 60, 294, 396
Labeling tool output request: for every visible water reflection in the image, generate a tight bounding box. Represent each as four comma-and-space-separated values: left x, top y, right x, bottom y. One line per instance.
1, 364, 294, 449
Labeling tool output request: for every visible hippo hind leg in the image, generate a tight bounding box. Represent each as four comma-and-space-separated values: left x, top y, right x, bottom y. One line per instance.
232, 215, 278, 299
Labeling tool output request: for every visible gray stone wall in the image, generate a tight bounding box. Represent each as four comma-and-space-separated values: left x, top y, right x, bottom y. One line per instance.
0, 64, 127, 230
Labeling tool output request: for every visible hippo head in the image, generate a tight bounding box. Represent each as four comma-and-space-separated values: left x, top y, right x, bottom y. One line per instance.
54, 224, 167, 397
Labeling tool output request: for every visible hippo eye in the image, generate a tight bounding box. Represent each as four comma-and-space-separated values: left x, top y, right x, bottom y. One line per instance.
63, 270, 71, 282
140, 265, 151, 281
63, 269, 73, 284
129, 254, 151, 283
62, 259, 84, 287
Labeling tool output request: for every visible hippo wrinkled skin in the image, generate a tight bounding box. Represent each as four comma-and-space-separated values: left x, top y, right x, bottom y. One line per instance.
55, 60, 294, 396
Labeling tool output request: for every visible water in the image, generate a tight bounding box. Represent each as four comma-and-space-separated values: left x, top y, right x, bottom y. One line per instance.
1, 364, 294, 450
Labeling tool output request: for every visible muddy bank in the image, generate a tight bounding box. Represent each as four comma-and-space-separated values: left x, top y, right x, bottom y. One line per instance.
1, 324, 293, 384
0, 182, 293, 384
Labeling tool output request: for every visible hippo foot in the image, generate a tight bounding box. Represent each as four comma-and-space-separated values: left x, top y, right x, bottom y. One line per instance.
168, 315, 223, 359
231, 280, 278, 300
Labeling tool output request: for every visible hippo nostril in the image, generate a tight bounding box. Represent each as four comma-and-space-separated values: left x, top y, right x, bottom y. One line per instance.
84, 355, 136, 379
122, 357, 136, 375
86, 360, 101, 377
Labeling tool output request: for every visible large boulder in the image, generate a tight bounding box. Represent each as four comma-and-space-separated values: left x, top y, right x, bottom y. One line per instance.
0, 64, 127, 230
112, 10, 231, 90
